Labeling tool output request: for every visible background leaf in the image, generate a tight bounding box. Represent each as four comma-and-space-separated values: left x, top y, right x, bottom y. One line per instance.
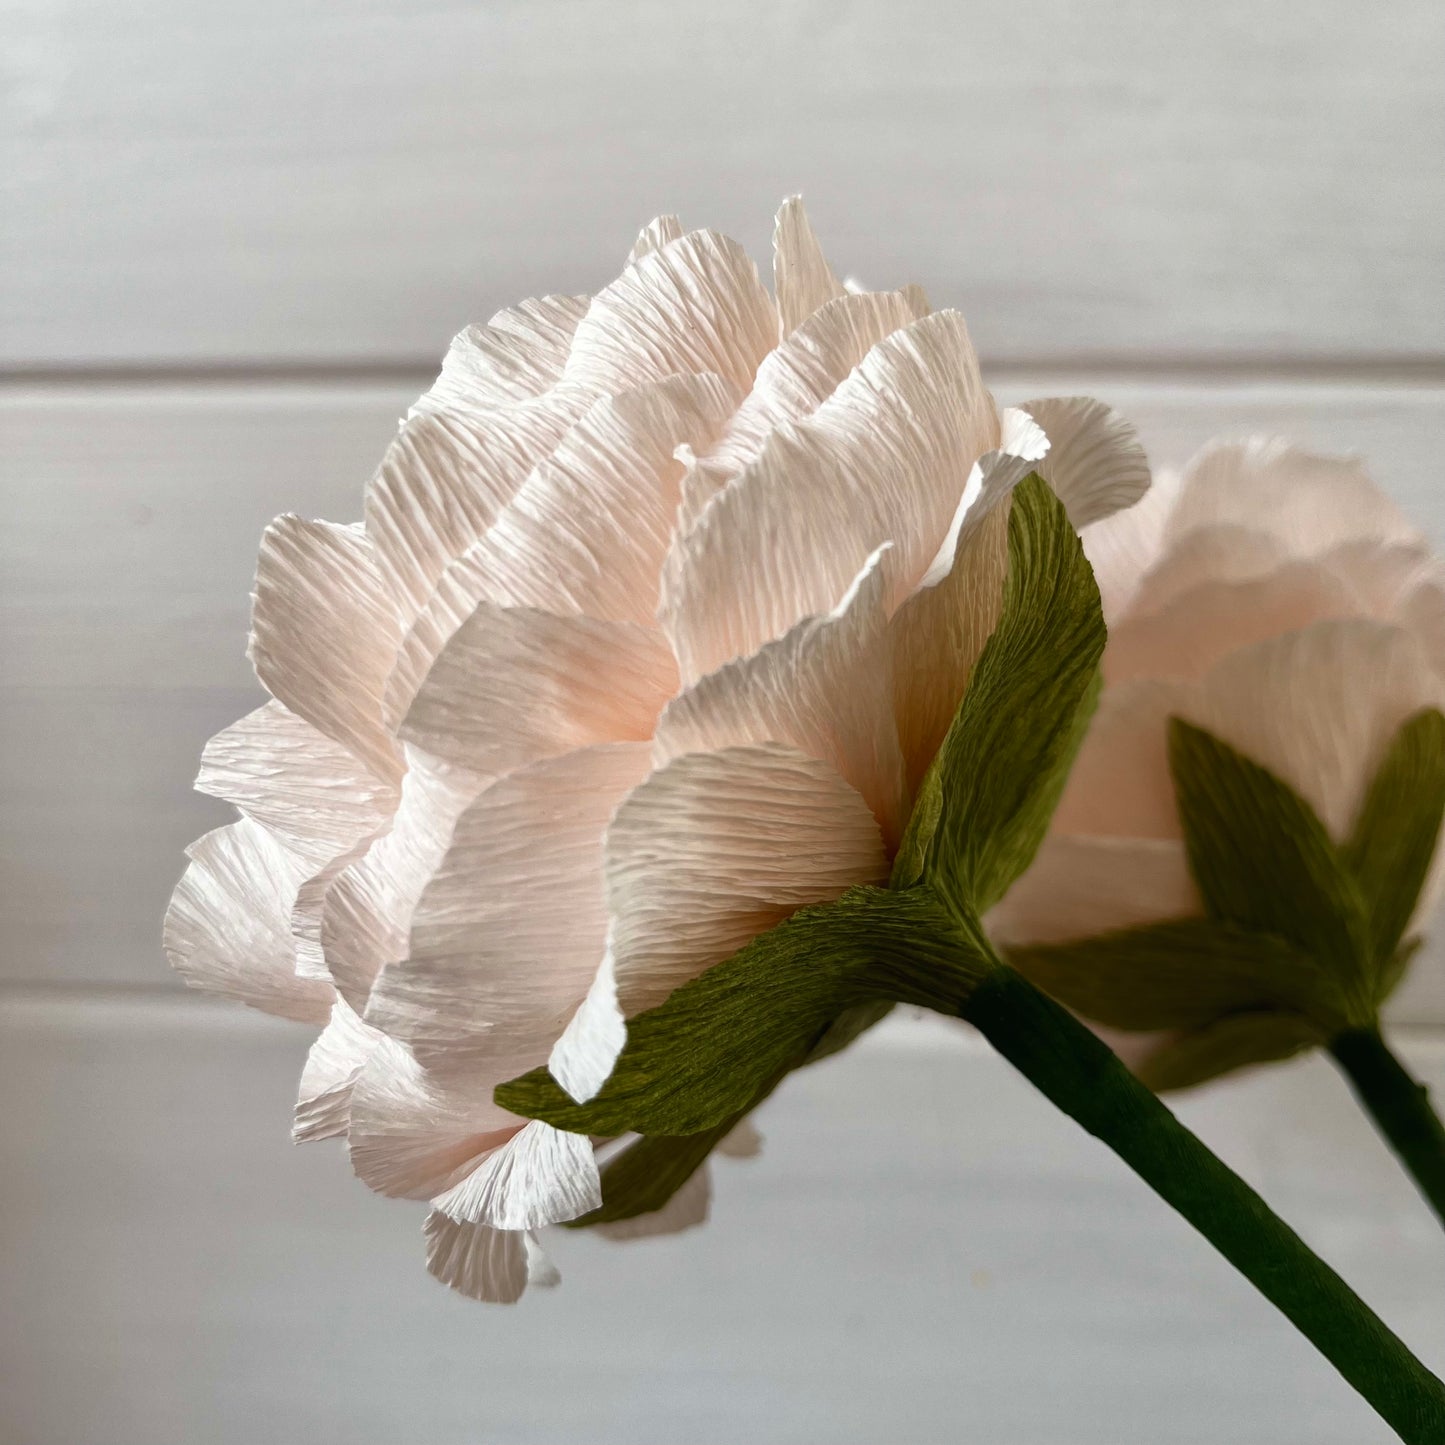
1136, 1012, 1325, 1092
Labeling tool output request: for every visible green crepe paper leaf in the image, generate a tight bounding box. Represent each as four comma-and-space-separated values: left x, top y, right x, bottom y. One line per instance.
1167, 718, 1375, 1023
496, 886, 993, 1138
896, 473, 1106, 910
565, 1113, 746, 1229
1008, 916, 1353, 1034
1137, 1011, 1325, 1093
1341, 707, 1445, 977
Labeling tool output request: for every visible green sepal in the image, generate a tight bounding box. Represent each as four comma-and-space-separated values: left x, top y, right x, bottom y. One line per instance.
1009, 916, 1351, 1034
895, 472, 1106, 910
1136, 1012, 1325, 1093
1340, 707, 1445, 971
496, 886, 994, 1138
564, 1112, 748, 1229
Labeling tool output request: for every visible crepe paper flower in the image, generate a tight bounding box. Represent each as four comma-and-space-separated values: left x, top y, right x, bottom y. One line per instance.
992, 438, 1445, 1224
163, 205, 1445, 1439
165, 199, 1147, 1302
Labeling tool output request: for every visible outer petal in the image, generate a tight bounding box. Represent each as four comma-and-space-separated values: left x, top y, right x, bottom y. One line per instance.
431, 1119, 601, 1230
773, 196, 845, 337
1103, 561, 1362, 687
988, 835, 1201, 947
347, 1036, 522, 1200
1184, 618, 1445, 840
195, 701, 396, 870
163, 819, 333, 1023
320, 748, 481, 1011
662, 310, 999, 683
412, 294, 588, 416
549, 744, 888, 1101
654, 548, 908, 845
1125, 524, 1288, 621
628, 215, 685, 263
423, 1216, 530, 1303
1079, 468, 1184, 625
366, 744, 652, 1063
1166, 438, 1421, 557
365, 394, 585, 632
250, 517, 403, 784
400, 607, 676, 776
294, 996, 380, 1143
1021, 396, 1151, 530
563, 230, 776, 394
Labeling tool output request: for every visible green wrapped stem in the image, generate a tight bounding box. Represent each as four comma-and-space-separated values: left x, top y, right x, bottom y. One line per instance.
1331, 1027, 1445, 1229
962, 968, 1445, 1443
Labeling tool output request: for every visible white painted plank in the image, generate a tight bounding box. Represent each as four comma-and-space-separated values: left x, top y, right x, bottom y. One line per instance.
5, 379, 1445, 1023
0, 998, 1440, 1445
3, 0, 1443, 366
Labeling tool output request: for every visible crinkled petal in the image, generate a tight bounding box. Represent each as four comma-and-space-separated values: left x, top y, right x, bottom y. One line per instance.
662, 310, 999, 683
432, 1119, 601, 1229
294, 996, 380, 1143
1021, 396, 1151, 530
250, 517, 403, 783
163, 819, 333, 1023
423, 1214, 530, 1303
400, 607, 676, 776
628, 215, 685, 264
773, 196, 845, 337
550, 744, 888, 1101
654, 547, 908, 846
366, 744, 652, 1063
1185, 618, 1445, 839
564, 230, 776, 394
988, 835, 1200, 948
1167, 438, 1421, 557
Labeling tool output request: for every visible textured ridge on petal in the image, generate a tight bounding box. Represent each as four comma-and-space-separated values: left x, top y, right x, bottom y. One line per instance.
550, 744, 888, 1101
628, 215, 685, 263
432, 1120, 601, 1229
663, 310, 999, 682
564, 230, 776, 394
367, 744, 652, 1061
1021, 396, 1151, 530
164, 819, 333, 1023
773, 196, 845, 337
423, 1214, 530, 1303
294, 996, 379, 1143
250, 517, 403, 782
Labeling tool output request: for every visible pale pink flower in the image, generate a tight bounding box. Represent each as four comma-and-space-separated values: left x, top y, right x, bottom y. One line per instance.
166, 201, 1146, 1299
993, 437, 1445, 953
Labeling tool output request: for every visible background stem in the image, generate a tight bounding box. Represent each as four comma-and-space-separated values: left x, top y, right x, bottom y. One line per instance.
961, 966, 1445, 1444
1331, 1026, 1445, 1228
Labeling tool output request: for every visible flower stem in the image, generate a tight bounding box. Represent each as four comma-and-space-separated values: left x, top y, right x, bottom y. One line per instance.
1330, 1026, 1445, 1229
960, 966, 1445, 1443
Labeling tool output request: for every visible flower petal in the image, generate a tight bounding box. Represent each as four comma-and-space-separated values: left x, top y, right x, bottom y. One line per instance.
549, 744, 888, 1101
773, 196, 845, 337
1185, 618, 1445, 839
423, 1214, 530, 1303
320, 748, 481, 1011
662, 310, 998, 683
628, 215, 684, 264
400, 606, 676, 776
1021, 396, 1151, 530
654, 547, 908, 846
163, 819, 333, 1023
431, 1119, 601, 1230
294, 996, 380, 1143
366, 744, 652, 1063
564, 230, 776, 394
195, 701, 397, 870
988, 835, 1200, 947
1125, 524, 1288, 620
250, 517, 403, 783
1167, 438, 1421, 557
1079, 468, 1184, 625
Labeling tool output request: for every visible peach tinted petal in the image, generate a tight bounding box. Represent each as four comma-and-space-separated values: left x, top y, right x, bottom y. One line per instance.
431, 1120, 601, 1230
773, 196, 845, 337
293, 996, 380, 1143
423, 1215, 529, 1303
1020, 396, 1151, 530
628, 215, 685, 264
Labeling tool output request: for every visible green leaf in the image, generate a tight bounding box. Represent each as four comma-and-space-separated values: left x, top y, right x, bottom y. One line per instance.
1008, 916, 1352, 1033
1136, 1012, 1325, 1092
496, 886, 993, 1137
1341, 707, 1445, 975
565, 1113, 747, 1229
1168, 718, 1374, 1022
903, 473, 1106, 911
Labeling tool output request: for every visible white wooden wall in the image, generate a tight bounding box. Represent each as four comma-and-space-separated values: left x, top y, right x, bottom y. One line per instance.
3, 3, 1443, 1441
